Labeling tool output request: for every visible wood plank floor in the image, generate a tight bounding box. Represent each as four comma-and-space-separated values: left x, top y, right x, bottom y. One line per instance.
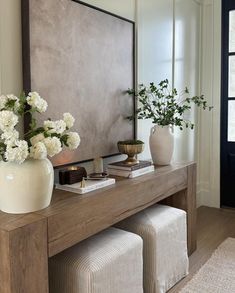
169, 206, 235, 292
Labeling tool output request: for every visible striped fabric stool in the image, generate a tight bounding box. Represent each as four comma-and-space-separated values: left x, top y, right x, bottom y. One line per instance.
116, 205, 189, 293
49, 227, 143, 293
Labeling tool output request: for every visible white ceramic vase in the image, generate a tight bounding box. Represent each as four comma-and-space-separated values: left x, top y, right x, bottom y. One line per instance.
0, 158, 54, 214
149, 125, 174, 165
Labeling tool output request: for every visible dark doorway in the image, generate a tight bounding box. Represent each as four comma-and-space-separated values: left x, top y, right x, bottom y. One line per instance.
221, 0, 235, 207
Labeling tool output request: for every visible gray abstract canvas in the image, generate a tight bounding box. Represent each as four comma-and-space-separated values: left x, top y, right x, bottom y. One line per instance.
23, 0, 135, 166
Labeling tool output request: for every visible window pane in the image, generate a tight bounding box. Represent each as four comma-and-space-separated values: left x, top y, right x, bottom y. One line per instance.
229, 56, 235, 97
228, 100, 235, 142
229, 10, 235, 52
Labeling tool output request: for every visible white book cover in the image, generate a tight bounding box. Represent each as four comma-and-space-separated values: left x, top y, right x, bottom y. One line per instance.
56, 178, 116, 194
107, 165, 155, 178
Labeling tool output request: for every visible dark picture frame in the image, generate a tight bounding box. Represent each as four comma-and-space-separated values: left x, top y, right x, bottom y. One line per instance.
21, 0, 136, 168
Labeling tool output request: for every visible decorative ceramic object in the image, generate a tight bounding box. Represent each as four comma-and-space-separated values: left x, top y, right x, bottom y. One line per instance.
0, 159, 54, 214
149, 125, 174, 165
117, 140, 144, 165
0, 92, 81, 214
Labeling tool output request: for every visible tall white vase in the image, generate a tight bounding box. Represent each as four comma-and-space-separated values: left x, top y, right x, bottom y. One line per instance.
0, 158, 54, 214
149, 125, 174, 165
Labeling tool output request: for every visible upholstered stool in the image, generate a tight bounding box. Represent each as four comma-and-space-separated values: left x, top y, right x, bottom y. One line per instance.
116, 204, 189, 293
49, 227, 143, 293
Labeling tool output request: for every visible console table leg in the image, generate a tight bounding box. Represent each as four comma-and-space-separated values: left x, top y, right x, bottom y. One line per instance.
186, 163, 197, 255
0, 215, 48, 293
160, 164, 197, 255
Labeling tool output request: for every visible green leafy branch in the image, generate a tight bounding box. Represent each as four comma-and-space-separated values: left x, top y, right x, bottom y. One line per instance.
127, 79, 213, 130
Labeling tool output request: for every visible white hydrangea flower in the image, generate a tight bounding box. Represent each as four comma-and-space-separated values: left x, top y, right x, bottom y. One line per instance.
0, 110, 18, 131
5, 140, 29, 164
63, 113, 75, 129
0, 95, 20, 112
1, 129, 19, 145
43, 120, 54, 132
30, 133, 45, 146
26, 92, 48, 113
0, 95, 7, 110
29, 142, 47, 160
66, 132, 81, 150
44, 119, 66, 134
43, 137, 62, 157
6, 94, 20, 112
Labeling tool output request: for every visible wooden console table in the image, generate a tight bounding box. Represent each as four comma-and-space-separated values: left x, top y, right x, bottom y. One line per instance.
0, 162, 196, 293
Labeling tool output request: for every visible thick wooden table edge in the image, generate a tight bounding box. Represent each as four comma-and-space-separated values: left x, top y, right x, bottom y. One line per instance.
0, 214, 49, 293
36, 162, 197, 256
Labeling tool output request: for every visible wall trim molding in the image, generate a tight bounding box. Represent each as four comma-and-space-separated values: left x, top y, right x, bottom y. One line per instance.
192, 0, 202, 6
198, 0, 221, 208
172, 0, 175, 88
202, 0, 212, 7
0, 0, 3, 93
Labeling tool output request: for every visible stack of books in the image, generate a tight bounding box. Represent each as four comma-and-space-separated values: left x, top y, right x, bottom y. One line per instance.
107, 160, 154, 178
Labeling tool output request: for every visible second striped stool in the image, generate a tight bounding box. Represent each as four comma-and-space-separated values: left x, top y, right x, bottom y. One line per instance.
116, 204, 189, 293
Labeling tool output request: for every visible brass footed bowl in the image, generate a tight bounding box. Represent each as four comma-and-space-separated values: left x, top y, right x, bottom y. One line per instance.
118, 142, 144, 165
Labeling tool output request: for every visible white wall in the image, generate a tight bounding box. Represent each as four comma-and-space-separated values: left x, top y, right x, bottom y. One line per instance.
173, 0, 201, 164
137, 0, 202, 166
197, 0, 221, 208
137, 0, 174, 160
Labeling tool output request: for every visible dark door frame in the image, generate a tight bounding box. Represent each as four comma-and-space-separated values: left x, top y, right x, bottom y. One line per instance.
221, 0, 235, 207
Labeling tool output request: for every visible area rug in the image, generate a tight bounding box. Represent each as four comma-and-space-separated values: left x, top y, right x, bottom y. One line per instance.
180, 238, 235, 293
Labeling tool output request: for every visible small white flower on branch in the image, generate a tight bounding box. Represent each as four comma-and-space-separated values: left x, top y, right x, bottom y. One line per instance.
44, 120, 66, 134
66, 132, 81, 150
0, 110, 18, 132
29, 142, 47, 160
5, 140, 29, 164
63, 113, 75, 129
30, 133, 45, 146
43, 137, 62, 157
0, 95, 7, 110
1, 130, 19, 145
26, 92, 48, 113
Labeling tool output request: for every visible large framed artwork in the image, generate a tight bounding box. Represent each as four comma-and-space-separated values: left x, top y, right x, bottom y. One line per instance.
21, 0, 135, 167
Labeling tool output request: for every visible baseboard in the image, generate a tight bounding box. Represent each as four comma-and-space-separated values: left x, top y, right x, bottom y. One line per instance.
197, 188, 220, 208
